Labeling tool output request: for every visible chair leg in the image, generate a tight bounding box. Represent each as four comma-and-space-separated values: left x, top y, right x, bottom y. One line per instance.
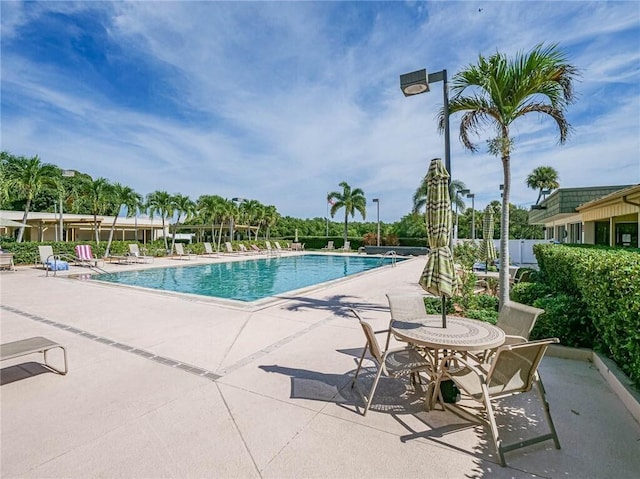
363, 366, 384, 416
536, 376, 561, 450
352, 346, 368, 388
482, 385, 506, 466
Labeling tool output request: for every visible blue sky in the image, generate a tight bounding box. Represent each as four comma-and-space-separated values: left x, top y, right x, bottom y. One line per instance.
2, 1, 639, 222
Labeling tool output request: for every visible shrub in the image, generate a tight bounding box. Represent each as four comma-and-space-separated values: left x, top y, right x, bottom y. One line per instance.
510, 281, 552, 305
531, 294, 596, 348
533, 244, 640, 386
465, 309, 498, 324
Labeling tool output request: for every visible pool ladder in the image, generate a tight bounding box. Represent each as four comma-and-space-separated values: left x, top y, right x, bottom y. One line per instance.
379, 250, 397, 267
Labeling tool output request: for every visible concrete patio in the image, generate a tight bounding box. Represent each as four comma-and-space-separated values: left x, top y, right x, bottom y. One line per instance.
1, 254, 639, 478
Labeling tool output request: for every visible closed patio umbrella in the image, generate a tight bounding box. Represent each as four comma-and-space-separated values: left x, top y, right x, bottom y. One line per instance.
478, 205, 497, 270
419, 158, 456, 328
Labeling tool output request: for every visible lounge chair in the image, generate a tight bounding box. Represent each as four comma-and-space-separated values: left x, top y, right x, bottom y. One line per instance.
264, 241, 278, 256
37, 245, 70, 273
128, 243, 154, 263
350, 309, 432, 416
339, 241, 351, 252
433, 338, 561, 466
250, 244, 266, 254
75, 244, 104, 267
1, 336, 68, 375
174, 243, 196, 260
0, 252, 16, 272
201, 242, 218, 257
322, 241, 335, 250
223, 242, 242, 255
274, 241, 292, 252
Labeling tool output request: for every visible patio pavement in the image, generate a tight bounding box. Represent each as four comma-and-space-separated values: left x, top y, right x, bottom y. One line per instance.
1, 254, 639, 478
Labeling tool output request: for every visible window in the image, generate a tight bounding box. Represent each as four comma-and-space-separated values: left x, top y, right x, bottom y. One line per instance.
595, 221, 610, 246
615, 222, 638, 248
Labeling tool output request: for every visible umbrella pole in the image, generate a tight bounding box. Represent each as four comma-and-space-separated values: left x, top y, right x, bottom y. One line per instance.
441, 296, 447, 328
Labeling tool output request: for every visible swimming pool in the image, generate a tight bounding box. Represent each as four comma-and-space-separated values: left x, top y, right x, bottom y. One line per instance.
93, 254, 403, 302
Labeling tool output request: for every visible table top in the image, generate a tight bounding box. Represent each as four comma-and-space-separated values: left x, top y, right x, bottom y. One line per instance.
391, 315, 505, 351
474, 271, 500, 280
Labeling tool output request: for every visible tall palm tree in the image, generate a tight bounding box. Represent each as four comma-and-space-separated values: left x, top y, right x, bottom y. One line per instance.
443, 43, 577, 305
413, 177, 468, 214
197, 194, 223, 246
146, 190, 173, 252
81, 177, 112, 243
3, 153, 59, 242
104, 183, 142, 257
526, 166, 560, 204
241, 199, 263, 240
170, 194, 196, 253
263, 205, 280, 240
327, 181, 366, 244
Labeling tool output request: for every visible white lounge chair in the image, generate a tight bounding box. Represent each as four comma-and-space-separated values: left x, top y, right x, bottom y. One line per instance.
339, 241, 351, 252
202, 242, 218, 257
174, 243, 196, 260
128, 243, 154, 263
0, 252, 15, 272
322, 241, 335, 250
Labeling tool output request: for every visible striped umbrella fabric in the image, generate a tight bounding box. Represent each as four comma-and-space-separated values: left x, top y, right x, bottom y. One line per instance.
419, 159, 456, 327
478, 205, 497, 267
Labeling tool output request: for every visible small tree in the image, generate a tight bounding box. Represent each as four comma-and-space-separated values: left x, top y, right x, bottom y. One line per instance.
327, 181, 366, 245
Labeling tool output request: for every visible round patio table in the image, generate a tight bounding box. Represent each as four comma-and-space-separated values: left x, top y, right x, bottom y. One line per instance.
391, 315, 505, 408
391, 315, 505, 352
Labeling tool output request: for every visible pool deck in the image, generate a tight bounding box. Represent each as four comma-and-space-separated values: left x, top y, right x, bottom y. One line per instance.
1, 253, 639, 478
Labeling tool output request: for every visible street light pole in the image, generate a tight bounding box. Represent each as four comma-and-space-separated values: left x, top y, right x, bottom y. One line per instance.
466, 193, 475, 239
400, 68, 452, 248
372, 198, 380, 246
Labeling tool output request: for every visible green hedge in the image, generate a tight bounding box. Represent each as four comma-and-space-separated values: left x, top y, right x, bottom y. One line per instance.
0, 241, 131, 264
532, 244, 640, 386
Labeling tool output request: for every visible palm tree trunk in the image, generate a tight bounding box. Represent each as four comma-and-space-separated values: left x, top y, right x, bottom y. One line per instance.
93, 214, 100, 243
217, 221, 224, 252
16, 199, 32, 243
535, 189, 543, 205
105, 215, 119, 257
499, 154, 511, 309
343, 211, 348, 245
162, 217, 168, 251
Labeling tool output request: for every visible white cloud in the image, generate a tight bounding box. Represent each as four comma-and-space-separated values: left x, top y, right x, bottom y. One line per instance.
1, 1, 638, 222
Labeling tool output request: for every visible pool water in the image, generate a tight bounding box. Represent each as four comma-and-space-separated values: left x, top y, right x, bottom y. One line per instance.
93, 254, 403, 302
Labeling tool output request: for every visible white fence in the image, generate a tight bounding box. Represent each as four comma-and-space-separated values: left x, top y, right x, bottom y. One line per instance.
458, 239, 551, 267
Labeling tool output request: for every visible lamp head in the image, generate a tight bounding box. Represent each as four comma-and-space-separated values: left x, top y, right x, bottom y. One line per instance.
466, 193, 474, 199
372, 198, 379, 203
400, 69, 430, 97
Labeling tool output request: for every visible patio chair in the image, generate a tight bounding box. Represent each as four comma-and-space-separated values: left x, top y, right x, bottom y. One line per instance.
74, 244, 104, 267
350, 309, 432, 416
473, 301, 545, 362
322, 241, 335, 250
386, 293, 439, 368
0, 252, 15, 272
339, 241, 351, 252
174, 243, 196, 260
128, 243, 154, 263
432, 338, 561, 466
